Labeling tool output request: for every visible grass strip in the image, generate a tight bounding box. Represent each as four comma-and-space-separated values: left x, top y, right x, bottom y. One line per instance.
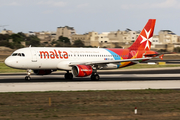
0, 89, 180, 120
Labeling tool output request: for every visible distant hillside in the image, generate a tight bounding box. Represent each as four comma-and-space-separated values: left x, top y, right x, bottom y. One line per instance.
0, 47, 14, 62
0, 46, 14, 52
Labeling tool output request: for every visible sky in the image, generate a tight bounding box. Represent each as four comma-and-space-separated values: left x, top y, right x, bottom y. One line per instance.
0, 0, 180, 35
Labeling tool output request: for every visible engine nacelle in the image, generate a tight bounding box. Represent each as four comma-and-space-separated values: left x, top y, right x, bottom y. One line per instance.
33, 70, 52, 75
72, 65, 93, 77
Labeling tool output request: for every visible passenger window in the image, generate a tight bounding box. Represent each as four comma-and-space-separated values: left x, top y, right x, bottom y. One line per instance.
22, 53, 25, 57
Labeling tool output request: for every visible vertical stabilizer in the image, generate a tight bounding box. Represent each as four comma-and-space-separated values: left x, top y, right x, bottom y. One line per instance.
128, 19, 156, 51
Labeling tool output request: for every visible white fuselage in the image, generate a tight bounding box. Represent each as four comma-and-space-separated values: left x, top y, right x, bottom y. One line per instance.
5, 47, 127, 70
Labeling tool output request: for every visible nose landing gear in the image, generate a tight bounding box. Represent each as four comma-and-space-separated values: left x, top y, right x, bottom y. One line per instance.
25, 69, 31, 81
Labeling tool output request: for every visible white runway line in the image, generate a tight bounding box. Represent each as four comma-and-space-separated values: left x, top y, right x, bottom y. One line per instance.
1, 80, 180, 92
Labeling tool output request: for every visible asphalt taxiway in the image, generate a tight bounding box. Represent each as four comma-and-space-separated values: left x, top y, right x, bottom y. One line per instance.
1, 67, 180, 92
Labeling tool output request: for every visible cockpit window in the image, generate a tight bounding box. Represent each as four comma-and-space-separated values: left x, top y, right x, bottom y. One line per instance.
12, 53, 18, 56
12, 53, 25, 57
18, 53, 21, 56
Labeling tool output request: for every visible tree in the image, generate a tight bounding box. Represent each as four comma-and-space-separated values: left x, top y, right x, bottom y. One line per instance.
3, 33, 26, 49
73, 40, 84, 47
26, 35, 40, 47
0, 34, 10, 41
10, 33, 24, 44
58, 36, 71, 46
0, 32, 41, 49
0, 34, 11, 48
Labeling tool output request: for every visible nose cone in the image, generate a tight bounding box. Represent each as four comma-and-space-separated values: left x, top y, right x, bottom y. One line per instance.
5, 57, 13, 68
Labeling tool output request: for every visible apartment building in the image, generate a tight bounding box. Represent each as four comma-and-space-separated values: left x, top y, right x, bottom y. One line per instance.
36, 31, 56, 44
71, 33, 90, 46
159, 30, 178, 44
71, 29, 140, 48
71, 32, 99, 47
0, 29, 13, 35
107, 29, 139, 43
56, 26, 76, 40
122, 29, 138, 43
20, 25, 179, 52
151, 35, 160, 49
108, 30, 123, 43
98, 32, 110, 43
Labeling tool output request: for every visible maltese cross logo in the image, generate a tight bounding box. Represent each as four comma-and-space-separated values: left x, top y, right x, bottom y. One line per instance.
140, 29, 152, 50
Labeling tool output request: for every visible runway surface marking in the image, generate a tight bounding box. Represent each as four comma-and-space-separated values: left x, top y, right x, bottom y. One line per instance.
1, 80, 180, 92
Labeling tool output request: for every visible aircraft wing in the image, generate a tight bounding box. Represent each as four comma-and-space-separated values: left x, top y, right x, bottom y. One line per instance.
69, 57, 152, 66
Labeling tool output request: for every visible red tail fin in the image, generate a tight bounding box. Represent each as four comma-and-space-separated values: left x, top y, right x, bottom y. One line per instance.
128, 19, 156, 51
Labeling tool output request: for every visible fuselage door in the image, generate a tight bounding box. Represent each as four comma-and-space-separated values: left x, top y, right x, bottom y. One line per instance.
31, 50, 37, 62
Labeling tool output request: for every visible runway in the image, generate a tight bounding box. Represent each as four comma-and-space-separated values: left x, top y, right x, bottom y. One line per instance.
1, 67, 180, 92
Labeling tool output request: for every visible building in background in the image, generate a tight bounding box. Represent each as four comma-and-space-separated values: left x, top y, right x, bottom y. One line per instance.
1, 24, 180, 52
25, 31, 56, 46
159, 30, 178, 44
71, 31, 99, 46
0, 29, 13, 35
56, 26, 76, 40
36, 31, 56, 44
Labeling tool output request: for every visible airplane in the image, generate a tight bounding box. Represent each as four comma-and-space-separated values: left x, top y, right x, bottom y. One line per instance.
5, 19, 161, 81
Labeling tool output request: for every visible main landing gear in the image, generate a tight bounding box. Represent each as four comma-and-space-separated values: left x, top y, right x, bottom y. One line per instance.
64, 71, 73, 80
25, 69, 31, 81
91, 66, 100, 81
91, 73, 100, 81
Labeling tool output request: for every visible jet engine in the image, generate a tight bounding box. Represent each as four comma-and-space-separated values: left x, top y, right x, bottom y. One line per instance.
33, 70, 52, 75
72, 65, 93, 77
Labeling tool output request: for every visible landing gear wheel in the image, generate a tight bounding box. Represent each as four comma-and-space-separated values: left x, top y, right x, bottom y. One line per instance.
69, 73, 73, 79
91, 74, 100, 81
25, 76, 31, 81
65, 73, 73, 80
25, 69, 32, 81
